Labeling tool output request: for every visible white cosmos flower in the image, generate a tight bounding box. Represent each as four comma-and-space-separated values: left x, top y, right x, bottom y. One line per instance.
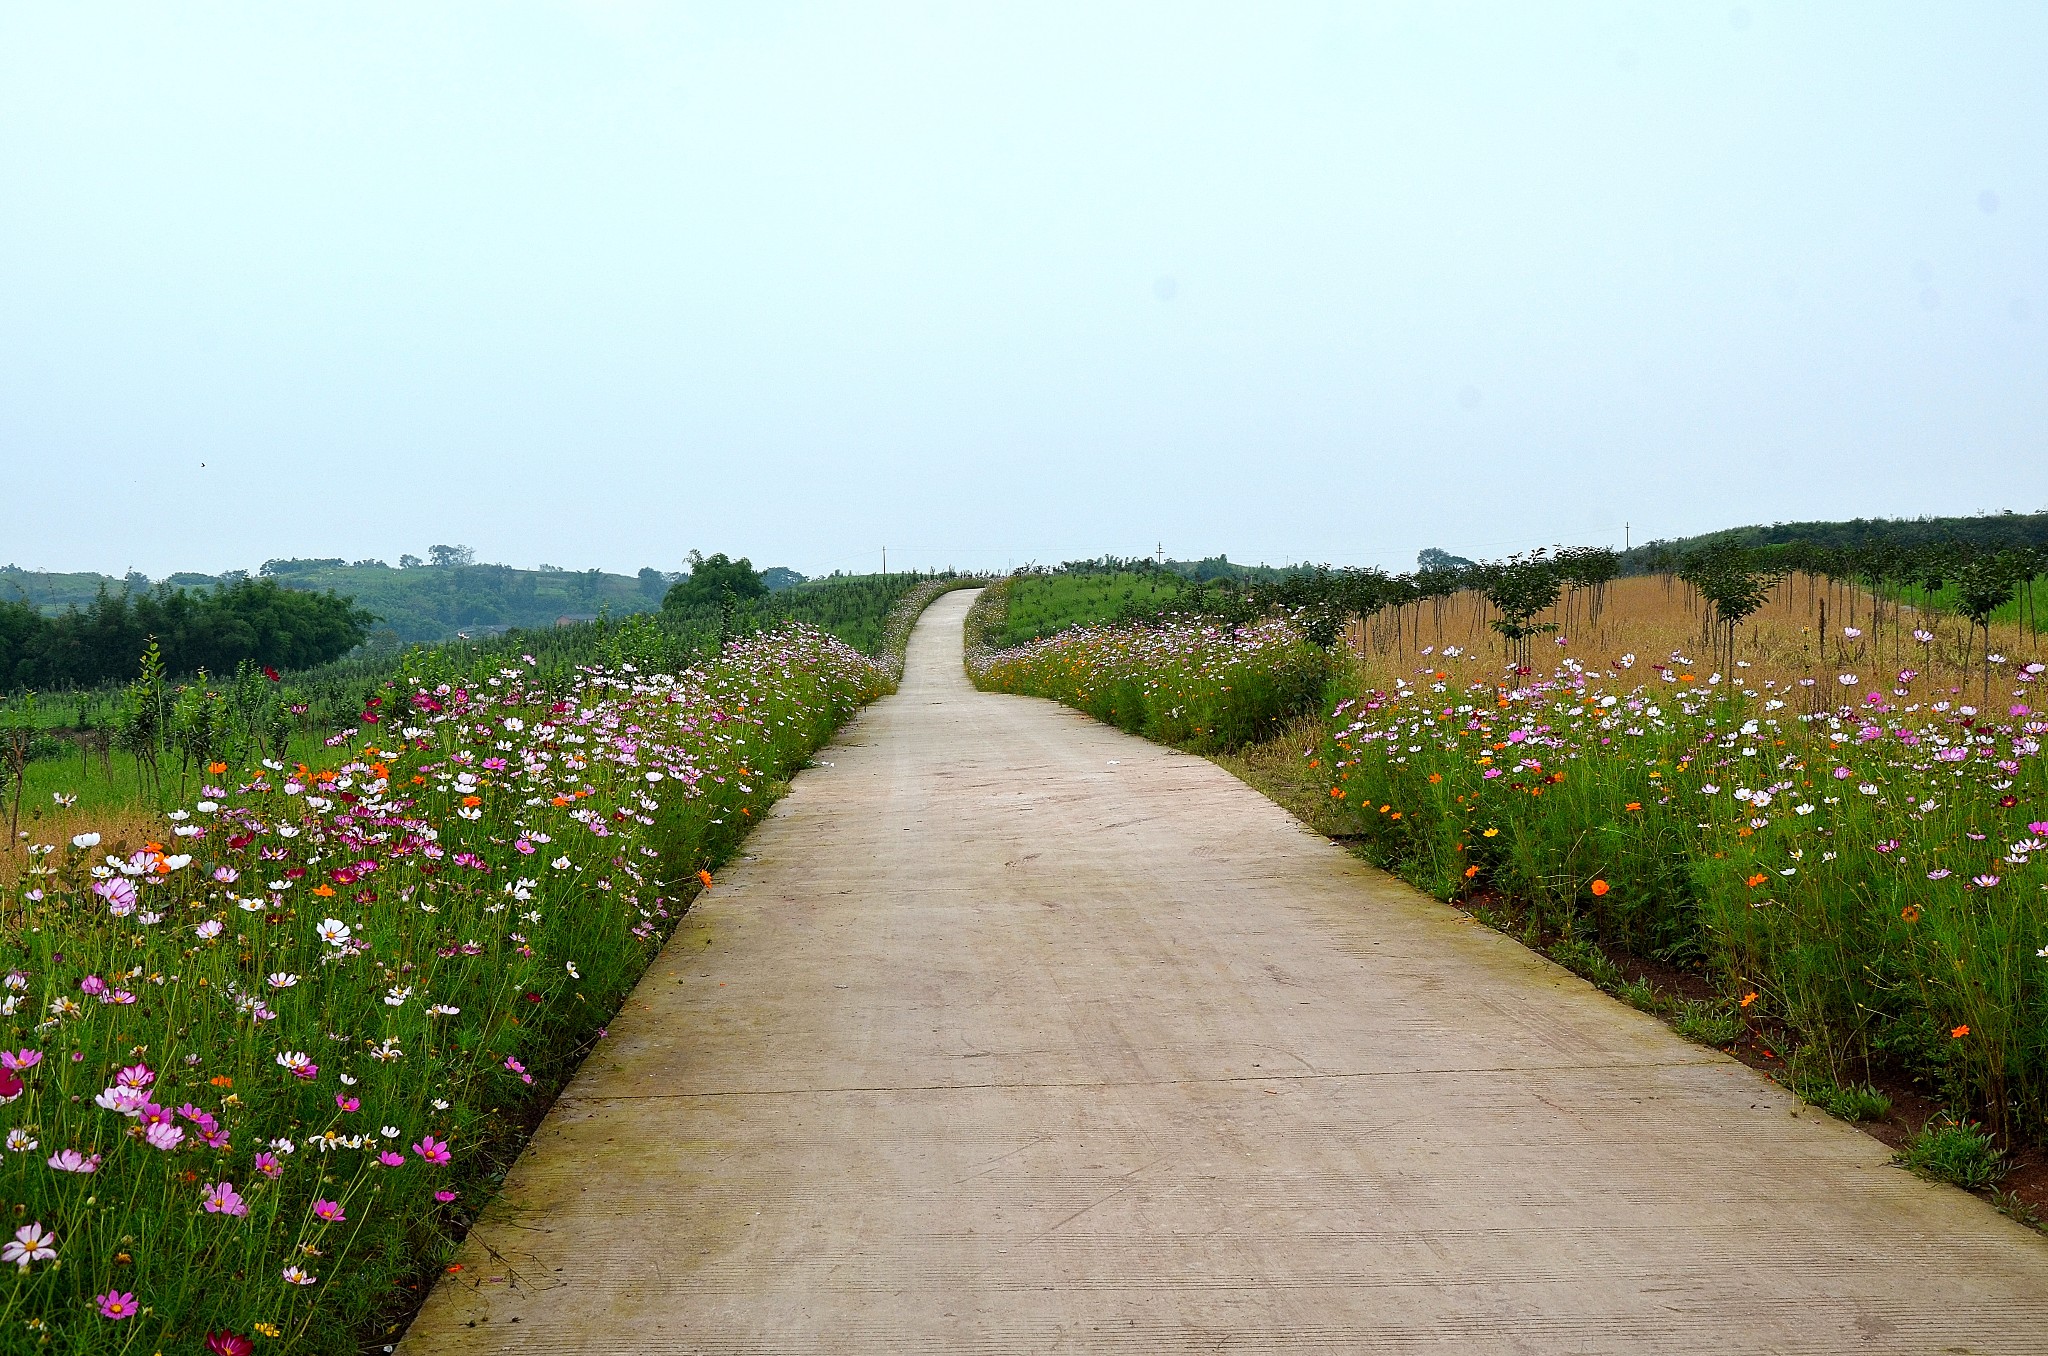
267, 972, 299, 990
315, 918, 352, 948
71, 832, 100, 850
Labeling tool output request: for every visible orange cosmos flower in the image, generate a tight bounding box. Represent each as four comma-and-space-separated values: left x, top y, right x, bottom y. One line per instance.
1951, 1025, 1970, 1039
1590, 880, 1609, 896
1739, 992, 1758, 1008
698, 870, 713, 890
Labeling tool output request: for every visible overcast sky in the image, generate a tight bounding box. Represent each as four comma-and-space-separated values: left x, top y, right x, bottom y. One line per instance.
3, 3, 2042, 580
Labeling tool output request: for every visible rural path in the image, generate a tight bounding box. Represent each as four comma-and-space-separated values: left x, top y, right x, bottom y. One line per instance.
403, 590, 2048, 1354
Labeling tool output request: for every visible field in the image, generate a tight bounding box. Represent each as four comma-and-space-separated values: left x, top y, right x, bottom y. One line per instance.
969, 557, 2048, 1183
986, 572, 1187, 645
0, 573, 960, 830
0, 578, 970, 1352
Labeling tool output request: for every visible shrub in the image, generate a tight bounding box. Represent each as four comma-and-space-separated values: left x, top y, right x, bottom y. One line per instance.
1901, 1121, 2006, 1190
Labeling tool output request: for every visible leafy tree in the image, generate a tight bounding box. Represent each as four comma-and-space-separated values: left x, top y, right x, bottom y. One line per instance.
428, 544, 476, 567
1417, 547, 1476, 570
663, 552, 770, 612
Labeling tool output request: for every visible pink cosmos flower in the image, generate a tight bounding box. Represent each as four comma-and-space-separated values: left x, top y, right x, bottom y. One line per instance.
0, 1049, 36, 1073
412, 1134, 451, 1165
378, 1150, 404, 1167
47, 1149, 100, 1173
253, 1152, 283, 1179
202, 1181, 248, 1217
335, 1094, 360, 1112
281, 1265, 316, 1286
92, 877, 138, 914
115, 1063, 154, 1090
144, 1122, 185, 1152
78, 976, 107, 997
96, 1290, 139, 1319
2, 1221, 57, 1269
312, 1199, 345, 1223
434, 1189, 458, 1203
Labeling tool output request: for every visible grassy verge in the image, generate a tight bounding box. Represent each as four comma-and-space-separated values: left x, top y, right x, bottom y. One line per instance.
963, 582, 1333, 754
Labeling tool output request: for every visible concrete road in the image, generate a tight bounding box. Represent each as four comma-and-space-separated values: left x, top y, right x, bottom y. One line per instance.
402, 589, 2048, 1354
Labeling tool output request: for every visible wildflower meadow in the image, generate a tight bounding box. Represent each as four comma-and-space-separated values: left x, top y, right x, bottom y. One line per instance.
0, 579, 967, 1353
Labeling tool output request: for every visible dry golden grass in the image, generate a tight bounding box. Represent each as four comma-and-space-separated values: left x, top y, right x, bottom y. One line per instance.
0, 806, 170, 889
1344, 573, 2045, 705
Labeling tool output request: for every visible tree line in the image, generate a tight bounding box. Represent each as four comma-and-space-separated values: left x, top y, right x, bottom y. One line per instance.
0, 579, 372, 691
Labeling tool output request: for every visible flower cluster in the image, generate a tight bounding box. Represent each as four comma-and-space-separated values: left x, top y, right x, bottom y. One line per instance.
969, 597, 1331, 752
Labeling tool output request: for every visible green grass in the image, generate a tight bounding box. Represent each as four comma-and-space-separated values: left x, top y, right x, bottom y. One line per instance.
993, 573, 1188, 645
1901, 1122, 2007, 1189
1896, 574, 2048, 629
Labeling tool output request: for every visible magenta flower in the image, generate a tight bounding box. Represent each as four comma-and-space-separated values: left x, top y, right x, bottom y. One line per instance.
253, 1152, 283, 1179
412, 1135, 451, 1165
78, 975, 107, 997
434, 1189, 458, 1203
115, 1063, 154, 1090
202, 1181, 248, 1217
96, 1290, 139, 1319
0, 1049, 39, 1073
312, 1199, 345, 1223
335, 1094, 360, 1112
378, 1150, 404, 1167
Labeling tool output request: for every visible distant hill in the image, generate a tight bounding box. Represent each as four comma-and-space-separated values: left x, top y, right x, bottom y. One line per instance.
1619, 511, 2048, 572
0, 556, 808, 644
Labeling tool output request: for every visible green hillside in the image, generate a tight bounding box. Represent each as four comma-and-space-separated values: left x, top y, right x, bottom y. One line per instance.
1, 556, 812, 646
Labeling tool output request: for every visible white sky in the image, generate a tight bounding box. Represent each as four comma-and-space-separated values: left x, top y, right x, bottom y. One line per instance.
3, 3, 2043, 578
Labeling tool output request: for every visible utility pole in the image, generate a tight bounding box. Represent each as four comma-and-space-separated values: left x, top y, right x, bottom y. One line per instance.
1624, 522, 1630, 551
1156, 540, 1164, 565
882, 547, 887, 577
